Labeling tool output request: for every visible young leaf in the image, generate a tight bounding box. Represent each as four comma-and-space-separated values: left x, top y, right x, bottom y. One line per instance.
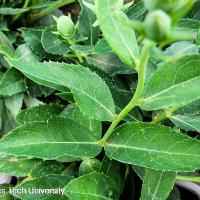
0, 155, 41, 177
96, 0, 140, 67
14, 175, 72, 200
16, 104, 64, 125
141, 55, 200, 111
105, 122, 200, 172
64, 172, 120, 200
170, 114, 200, 133
140, 169, 176, 200
0, 117, 102, 159
0, 68, 25, 96
7, 58, 115, 121
41, 28, 70, 55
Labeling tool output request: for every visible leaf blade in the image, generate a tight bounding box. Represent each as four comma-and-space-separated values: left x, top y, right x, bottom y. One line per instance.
96, 0, 140, 67
105, 122, 200, 172
6, 58, 115, 121
0, 117, 101, 159
141, 55, 200, 110
140, 169, 176, 200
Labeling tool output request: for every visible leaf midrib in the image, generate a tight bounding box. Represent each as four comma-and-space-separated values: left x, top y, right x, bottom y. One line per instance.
107, 143, 200, 157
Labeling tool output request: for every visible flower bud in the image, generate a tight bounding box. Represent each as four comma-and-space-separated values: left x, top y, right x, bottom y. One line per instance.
144, 10, 171, 42
143, 0, 195, 15
56, 15, 75, 37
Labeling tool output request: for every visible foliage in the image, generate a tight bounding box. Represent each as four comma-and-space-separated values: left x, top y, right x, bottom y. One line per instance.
0, 0, 200, 199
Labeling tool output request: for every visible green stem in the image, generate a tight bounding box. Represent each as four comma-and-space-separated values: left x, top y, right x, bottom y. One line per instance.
176, 175, 200, 183
100, 41, 152, 145
11, 0, 30, 23
30, 0, 75, 23
150, 106, 181, 124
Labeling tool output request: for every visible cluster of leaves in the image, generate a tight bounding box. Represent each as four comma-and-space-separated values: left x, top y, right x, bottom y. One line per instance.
0, 0, 200, 199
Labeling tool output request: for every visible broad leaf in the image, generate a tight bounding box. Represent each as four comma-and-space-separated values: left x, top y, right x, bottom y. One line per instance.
41, 28, 70, 55
105, 122, 200, 172
140, 169, 176, 200
14, 175, 72, 200
7, 58, 115, 121
0, 117, 101, 159
16, 104, 64, 125
141, 55, 200, 111
96, 0, 140, 67
64, 172, 120, 200
0, 68, 25, 96
170, 115, 200, 133
0, 155, 41, 177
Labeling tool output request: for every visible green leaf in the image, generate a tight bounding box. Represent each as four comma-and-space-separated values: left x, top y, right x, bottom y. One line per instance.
0, 155, 41, 177
60, 104, 102, 138
164, 41, 199, 59
41, 28, 70, 55
92, 39, 112, 54
79, 158, 101, 176
64, 172, 120, 200
176, 18, 200, 32
0, 7, 29, 15
7, 59, 115, 121
15, 43, 41, 62
111, 88, 142, 121
105, 122, 200, 172
20, 28, 47, 58
96, 0, 140, 67
0, 68, 25, 96
79, 0, 100, 45
126, 1, 146, 20
170, 114, 200, 133
4, 93, 24, 117
140, 169, 176, 200
16, 104, 64, 125
29, 161, 65, 178
100, 156, 124, 195
86, 53, 134, 76
141, 55, 200, 111
0, 117, 101, 159
0, 185, 14, 200
14, 175, 72, 200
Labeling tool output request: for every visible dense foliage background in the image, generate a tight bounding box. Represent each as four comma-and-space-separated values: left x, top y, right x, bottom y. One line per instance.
1, 0, 200, 199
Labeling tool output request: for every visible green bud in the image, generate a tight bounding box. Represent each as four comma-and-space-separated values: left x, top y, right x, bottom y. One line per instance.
144, 10, 171, 42
56, 15, 75, 37
79, 158, 101, 176
143, 0, 195, 15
